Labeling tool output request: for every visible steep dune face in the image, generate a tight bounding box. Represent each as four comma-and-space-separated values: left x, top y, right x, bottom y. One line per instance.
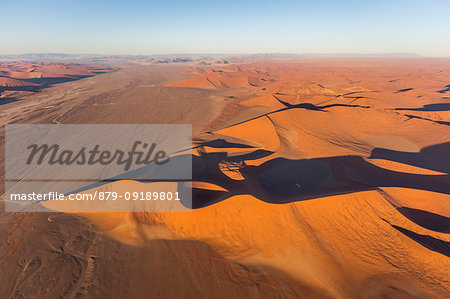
153, 192, 449, 298
1, 59, 449, 298
144, 59, 450, 297
74, 189, 448, 298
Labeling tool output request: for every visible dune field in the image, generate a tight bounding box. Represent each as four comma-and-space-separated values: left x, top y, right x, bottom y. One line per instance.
0, 57, 449, 298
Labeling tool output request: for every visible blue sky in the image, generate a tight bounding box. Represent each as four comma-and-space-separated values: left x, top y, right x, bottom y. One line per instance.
2, 0, 450, 56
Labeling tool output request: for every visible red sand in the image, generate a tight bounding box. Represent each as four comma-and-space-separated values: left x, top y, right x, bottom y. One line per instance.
1, 58, 449, 298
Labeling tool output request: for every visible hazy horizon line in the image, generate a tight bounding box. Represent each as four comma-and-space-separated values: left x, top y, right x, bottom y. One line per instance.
2, 52, 450, 58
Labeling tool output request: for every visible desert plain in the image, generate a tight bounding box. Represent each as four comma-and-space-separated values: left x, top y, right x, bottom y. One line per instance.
0, 56, 449, 298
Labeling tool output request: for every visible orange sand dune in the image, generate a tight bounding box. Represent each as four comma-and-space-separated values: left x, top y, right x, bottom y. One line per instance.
240, 94, 287, 109
1, 58, 449, 298
161, 58, 450, 297
0, 76, 40, 88
167, 71, 267, 89
0, 61, 95, 79
0, 70, 43, 79
71, 188, 448, 298
0, 61, 97, 100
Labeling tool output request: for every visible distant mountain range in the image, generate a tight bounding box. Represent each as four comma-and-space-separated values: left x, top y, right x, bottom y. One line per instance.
0, 52, 422, 61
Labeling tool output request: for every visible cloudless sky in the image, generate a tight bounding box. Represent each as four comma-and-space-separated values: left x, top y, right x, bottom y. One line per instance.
2, 0, 450, 56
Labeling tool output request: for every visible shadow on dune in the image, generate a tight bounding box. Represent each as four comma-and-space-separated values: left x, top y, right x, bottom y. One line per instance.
391, 103, 450, 126
0, 97, 21, 105
22, 75, 94, 86
227, 149, 274, 162
437, 84, 450, 93
0, 85, 39, 92
388, 222, 450, 257
403, 114, 450, 126
369, 142, 450, 173
395, 88, 414, 93
272, 95, 370, 111
394, 103, 450, 112
66, 139, 449, 244
57, 137, 450, 263
394, 103, 450, 111
396, 207, 450, 234
0, 86, 41, 105
184, 144, 450, 252
198, 139, 256, 149
0, 75, 96, 105
184, 149, 449, 209
70, 141, 449, 210
215, 99, 371, 133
